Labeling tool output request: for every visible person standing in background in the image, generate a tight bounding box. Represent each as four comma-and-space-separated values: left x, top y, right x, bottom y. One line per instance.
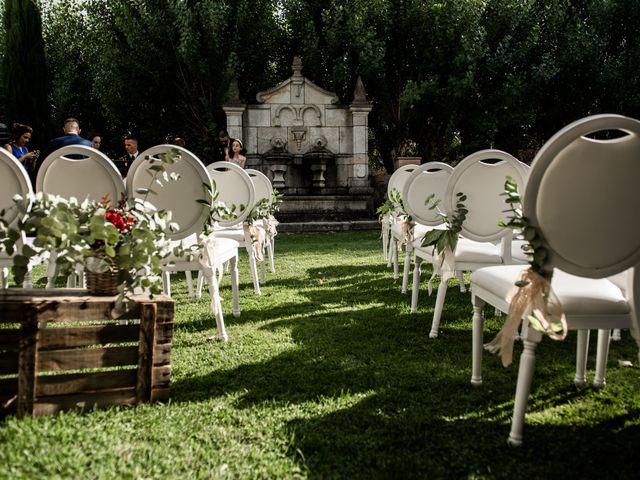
3, 122, 39, 172
116, 134, 139, 177
90, 134, 102, 150
227, 138, 246, 168
215, 129, 235, 164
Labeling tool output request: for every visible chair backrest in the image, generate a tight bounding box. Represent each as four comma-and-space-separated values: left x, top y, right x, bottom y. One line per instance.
445, 149, 528, 243
0, 148, 33, 228
206, 161, 255, 227
387, 164, 419, 200
245, 168, 274, 206
402, 162, 454, 226
126, 145, 211, 241
524, 114, 640, 279
36, 145, 124, 204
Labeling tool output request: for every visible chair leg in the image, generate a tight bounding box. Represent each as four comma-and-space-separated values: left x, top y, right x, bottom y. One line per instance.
268, 237, 275, 273
574, 329, 590, 387
382, 226, 388, 261
231, 254, 240, 318
508, 326, 543, 447
245, 242, 261, 296
386, 234, 394, 268
401, 243, 412, 294
185, 271, 194, 297
410, 256, 422, 314
393, 241, 400, 280
207, 273, 228, 342
593, 329, 611, 388
1, 267, 8, 289
162, 271, 171, 296
457, 270, 466, 293
196, 271, 205, 298
471, 295, 486, 387
429, 277, 450, 338
260, 254, 266, 285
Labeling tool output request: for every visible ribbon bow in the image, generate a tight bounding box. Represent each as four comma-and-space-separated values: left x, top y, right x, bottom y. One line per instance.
484, 268, 568, 367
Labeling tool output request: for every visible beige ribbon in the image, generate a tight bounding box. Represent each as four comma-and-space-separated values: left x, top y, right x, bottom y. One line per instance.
484, 268, 568, 367
244, 223, 265, 262
266, 215, 279, 238
396, 218, 414, 251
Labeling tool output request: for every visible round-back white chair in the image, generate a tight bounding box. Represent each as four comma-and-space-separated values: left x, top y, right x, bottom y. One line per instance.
37, 145, 124, 204
246, 168, 277, 275
401, 162, 456, 307
424, 150, 527, 338
386, 164, 421, 275
0, 149, 33, 288
127, 146, 239, 341
207, 161, 262, 295
470, 114, 640, 446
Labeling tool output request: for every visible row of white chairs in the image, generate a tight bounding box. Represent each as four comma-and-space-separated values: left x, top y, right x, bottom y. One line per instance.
380, 114, 640, 445
1, 144, 279, 341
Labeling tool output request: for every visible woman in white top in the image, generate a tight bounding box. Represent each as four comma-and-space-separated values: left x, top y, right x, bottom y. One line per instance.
226, 138, 246, 168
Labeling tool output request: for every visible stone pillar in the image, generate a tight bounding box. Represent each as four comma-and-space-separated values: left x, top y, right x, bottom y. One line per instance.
223, 106, 246, 142
349, 76, 373, 191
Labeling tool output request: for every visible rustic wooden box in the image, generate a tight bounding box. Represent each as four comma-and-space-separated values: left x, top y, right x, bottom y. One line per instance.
0, 289, 175, 418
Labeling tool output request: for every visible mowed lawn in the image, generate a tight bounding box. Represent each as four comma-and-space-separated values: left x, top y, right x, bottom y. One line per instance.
1, 230, 639, 479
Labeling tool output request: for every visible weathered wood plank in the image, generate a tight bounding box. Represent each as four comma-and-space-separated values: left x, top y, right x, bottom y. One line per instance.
33, 388, 137, 416
136, 303, 156, 403
17, 311, 38, 418
151, 365, 172, 389
154, 343, 172, 366
150, 387, 170, 402
37, 346, 139, 372
0, 350, 19, 374
39, 324, 140, 349
155, 322, 174, 344
36, 369, 138, 396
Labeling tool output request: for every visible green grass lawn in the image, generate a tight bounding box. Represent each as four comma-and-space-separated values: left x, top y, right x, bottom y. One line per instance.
1, 230, 639, 479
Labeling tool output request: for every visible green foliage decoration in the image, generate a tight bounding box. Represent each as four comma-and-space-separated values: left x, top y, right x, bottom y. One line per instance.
0, 149, 186, 308
421, 192, 468, 256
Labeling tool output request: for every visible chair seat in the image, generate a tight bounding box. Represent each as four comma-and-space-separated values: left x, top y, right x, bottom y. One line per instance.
414, 237, 502, 263
472, 265, 629, 315
163, 237, 239, 269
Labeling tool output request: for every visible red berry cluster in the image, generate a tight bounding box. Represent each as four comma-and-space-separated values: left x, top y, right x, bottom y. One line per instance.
105, 209, 136, 233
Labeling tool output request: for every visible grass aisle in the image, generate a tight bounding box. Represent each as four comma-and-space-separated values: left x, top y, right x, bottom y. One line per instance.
1, 231, 639, 479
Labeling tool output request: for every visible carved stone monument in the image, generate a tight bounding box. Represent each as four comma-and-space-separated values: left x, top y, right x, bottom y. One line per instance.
223, 57, 374, 223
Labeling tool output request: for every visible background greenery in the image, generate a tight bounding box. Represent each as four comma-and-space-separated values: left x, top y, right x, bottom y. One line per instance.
1, 231, 639, 479
1, 0, 639, 169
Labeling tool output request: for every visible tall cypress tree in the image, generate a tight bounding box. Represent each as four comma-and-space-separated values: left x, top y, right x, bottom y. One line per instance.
2, 0, 49, 147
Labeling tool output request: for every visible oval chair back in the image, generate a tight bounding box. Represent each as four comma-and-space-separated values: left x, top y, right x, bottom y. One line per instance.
245, 168, 274, 207
445, 149, 528, 243
403, 162, 454, 226
387, 164, 419, 202
37, 145, 124, 204
206, 161, 256, 228
126, 145, 211, 241
1, 148, 33, 228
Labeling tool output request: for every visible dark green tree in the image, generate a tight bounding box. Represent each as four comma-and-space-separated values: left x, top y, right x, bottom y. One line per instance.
1, 0, 49, 147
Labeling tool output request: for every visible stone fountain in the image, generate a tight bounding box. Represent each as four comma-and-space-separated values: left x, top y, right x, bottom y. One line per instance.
223, 57, 374, 226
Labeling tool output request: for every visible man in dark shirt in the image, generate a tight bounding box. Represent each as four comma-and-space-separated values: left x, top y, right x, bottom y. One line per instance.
47, 118, 93, 151
214, 129, 235, 164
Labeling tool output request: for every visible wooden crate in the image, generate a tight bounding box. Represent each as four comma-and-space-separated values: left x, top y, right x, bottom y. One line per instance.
0, 289, 175, 418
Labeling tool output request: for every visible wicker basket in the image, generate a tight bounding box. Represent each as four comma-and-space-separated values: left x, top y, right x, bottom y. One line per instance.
85, 268, 120, 296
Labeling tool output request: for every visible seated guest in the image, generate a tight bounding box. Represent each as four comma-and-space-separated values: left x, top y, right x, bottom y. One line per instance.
3, 122, 39, 172
47, 117, 93, 151
90, 134, 102, 150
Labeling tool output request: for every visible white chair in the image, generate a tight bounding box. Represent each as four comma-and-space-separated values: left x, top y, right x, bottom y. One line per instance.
36, 145, 125, 287
126, 145, 240, 341
385, 164, 419, 279
402, 162, 459, 310
206, 161, 263, 296
246, 168, 277, 280
0, 148, 34, 288
412, 150, 528, 338
469, 113, 640, 446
